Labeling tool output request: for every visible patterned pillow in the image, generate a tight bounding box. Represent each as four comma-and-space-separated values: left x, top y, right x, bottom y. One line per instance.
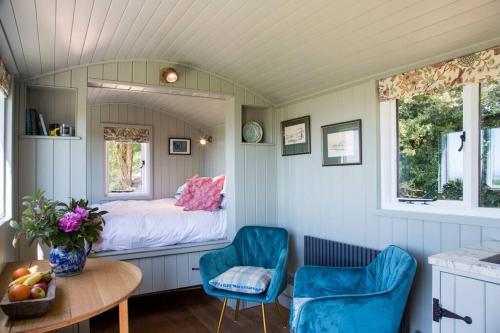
175, 176, 209, 207
209, 266, 274, 294
174, 175, 199, 199
183, 178, 224, 211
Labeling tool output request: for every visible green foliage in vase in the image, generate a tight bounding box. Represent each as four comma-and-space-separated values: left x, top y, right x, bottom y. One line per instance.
10, 190, 107, 251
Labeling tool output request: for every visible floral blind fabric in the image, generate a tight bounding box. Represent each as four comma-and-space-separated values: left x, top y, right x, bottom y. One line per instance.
104, 127, 150, 143
378, 46, 500, 101
0, 57, 11, 97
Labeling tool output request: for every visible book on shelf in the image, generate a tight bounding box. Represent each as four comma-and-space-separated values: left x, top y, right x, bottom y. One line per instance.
38, 114, 48, 136
25, 109, 48, 136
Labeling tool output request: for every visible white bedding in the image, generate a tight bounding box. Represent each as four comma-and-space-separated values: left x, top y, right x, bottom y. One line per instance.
92, 198, 227, 252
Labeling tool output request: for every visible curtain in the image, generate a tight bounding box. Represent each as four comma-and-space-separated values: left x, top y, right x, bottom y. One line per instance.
0, 57, 11, 97
378, 45, 500, 101
103, 127, 150, 143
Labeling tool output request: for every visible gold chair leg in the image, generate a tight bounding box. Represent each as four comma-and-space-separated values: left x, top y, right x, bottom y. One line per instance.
234, 299, 240, 321
274, 299, 288, 329
261, 303, 267, 333
217, 298, 228, 333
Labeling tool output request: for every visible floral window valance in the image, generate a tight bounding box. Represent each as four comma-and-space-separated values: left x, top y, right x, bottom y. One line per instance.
0, 57, 11, 97
104, 127, 150, 143
378, 46, 500, 101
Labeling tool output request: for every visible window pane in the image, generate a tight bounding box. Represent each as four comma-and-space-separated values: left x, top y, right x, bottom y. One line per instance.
398, 87, 464, 200
107, 141, 146, 193
480, 80, 500, 208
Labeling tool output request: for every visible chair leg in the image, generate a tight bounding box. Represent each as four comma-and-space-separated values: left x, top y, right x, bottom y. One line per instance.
216, 298, 228, 333
274, 299, 288, 329
234, 299, 240, 321
261, 303, 267, 333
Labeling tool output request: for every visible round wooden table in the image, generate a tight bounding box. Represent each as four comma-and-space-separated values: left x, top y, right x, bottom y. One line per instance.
0, 258, 142, 333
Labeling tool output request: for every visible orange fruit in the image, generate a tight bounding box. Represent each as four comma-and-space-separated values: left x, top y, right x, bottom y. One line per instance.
8, 284, 31, 301
12, 267, 31, 281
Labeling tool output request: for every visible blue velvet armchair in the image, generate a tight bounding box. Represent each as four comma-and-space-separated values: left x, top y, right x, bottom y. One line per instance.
291, 245, 416, 333
200, 226, 289, 333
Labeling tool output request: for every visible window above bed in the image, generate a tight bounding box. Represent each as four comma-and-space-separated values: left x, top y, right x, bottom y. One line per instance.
103, 124, 152, 200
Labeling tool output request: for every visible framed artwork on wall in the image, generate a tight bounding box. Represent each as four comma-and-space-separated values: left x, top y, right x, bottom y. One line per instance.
281, 115, 311, 156
169, 138, 191, 155
321, 119, 362, 166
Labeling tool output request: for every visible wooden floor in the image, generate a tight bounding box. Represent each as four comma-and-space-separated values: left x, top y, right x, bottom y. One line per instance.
91, 288, 290, 333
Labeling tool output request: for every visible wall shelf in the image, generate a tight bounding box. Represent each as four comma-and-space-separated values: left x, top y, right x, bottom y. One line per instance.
20, 135, 81, 140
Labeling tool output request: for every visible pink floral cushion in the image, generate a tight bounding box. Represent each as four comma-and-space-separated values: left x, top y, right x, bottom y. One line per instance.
183, 177, 225, 212
175, 176, 208, 207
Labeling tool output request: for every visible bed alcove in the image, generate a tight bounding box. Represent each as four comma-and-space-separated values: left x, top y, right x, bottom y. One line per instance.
14, 61, 278, 294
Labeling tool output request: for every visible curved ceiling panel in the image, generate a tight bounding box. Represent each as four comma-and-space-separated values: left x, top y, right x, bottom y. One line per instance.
1, 0, 500, 104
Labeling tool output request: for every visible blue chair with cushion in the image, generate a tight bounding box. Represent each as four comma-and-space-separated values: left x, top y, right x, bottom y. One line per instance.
199, 226, 289, 333
291, 245, 416, 333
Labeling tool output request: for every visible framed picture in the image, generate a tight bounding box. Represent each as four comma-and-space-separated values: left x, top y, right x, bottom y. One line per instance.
169, 138, 191, 155
321, 119, 362, 166
281, 115, 311, 156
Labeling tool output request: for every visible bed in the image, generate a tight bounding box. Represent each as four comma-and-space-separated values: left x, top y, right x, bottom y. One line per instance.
89, 197, 230, 296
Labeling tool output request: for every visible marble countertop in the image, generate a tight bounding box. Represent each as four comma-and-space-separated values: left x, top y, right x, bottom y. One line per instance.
428, 240, 500, 280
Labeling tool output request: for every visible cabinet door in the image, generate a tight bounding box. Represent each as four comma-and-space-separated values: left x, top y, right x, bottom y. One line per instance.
439, 272, 500, 333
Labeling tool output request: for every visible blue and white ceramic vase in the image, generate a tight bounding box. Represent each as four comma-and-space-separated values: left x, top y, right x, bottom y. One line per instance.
49, 246, 87, 276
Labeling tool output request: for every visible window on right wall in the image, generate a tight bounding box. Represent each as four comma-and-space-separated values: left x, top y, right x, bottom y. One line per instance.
379, 45, 500, 215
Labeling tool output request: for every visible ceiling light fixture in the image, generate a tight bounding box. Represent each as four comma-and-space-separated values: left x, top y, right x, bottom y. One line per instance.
199, 136, 213, 145
160, 67, 179, 83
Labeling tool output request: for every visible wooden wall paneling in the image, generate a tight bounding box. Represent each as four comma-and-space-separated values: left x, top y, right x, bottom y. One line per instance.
209, 76, 221, 93
185, 68, 198, 90
441, 223, 460, 252
117, 61, 133, 82
482, 227, 500, 242
146, 62, 160, 85
18, 139, 37, 260
153, 110, 162, 199
36, 139, 54, 199
176, 254, 189, 288
88, 64, 103, 80
244, 145, 257, 225
197, 72, 210, 91
109, 104, 119, 123
125, 259, 140, 296
255, 147, 266, 225
118, 104, 128, 123
391, 218, 408, 250
103, 63, 118, 81
70, 67, 87, 199
132, 61, 147, 84
406, 219, 425, 333
265, 146, 277, 225
378, 216, 393, 248
54, 71, 72, 87
460, 225, 482, 247
37, 74, 55, 86
422, 221, 441, 333
53, 140, 71, 202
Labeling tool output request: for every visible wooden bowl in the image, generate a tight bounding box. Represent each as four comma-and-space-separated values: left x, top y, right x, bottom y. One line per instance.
0, 276, 56, 319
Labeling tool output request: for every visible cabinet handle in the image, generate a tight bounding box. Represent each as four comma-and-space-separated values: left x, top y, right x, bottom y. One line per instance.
191, 267, 200, 271
433, 298, 472, 324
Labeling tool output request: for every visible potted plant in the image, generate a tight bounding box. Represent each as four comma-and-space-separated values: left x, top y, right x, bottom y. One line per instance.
10, 190, 107, 276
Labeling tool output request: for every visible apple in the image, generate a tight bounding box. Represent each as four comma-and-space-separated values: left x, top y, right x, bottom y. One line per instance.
33, 281, 48, 292
29, 286, 46, 299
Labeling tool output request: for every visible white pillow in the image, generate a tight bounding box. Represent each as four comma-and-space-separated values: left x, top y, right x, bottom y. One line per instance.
174, 183, 187, 199
209, 266, 274, 294
212, 175, 226, 194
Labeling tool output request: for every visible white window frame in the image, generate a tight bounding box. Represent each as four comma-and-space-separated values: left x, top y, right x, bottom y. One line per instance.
0, 87, 13, 225
380, 83, 499, 218
102, 123, 153, 201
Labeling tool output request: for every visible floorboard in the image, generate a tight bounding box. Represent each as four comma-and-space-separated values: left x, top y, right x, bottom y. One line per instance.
91, 288, 290, 333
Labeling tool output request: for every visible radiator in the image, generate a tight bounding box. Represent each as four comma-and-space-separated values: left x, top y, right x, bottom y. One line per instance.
303, 236, 409, 333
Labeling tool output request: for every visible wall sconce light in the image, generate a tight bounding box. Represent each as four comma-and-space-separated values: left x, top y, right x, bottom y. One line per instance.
200, 136, 213, 145
160, 67, 179, 83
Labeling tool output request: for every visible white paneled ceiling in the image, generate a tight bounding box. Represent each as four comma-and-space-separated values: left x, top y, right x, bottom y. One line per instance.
1, 0, 500, 104
87, 87, 225, 129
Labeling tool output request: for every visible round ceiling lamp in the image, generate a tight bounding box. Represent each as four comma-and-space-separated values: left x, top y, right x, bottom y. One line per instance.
160, 67, 179, 83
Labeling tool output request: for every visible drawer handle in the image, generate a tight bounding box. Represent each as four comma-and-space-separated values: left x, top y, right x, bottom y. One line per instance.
433, 298, 472, 324
192, 267, 200, 271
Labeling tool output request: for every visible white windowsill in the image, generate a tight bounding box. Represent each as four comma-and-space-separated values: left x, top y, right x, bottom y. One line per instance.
375, 203, 500, 227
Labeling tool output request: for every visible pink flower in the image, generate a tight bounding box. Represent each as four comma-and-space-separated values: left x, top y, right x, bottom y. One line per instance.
58, 212, 82, 232
75, 206, 89, 219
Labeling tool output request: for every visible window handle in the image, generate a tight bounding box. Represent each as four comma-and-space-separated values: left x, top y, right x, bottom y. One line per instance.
140, 160, 145, 169
458, 131, 466, 152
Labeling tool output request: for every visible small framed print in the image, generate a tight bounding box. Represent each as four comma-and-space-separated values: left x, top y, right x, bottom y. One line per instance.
281, 115, 311, 156
169, 138, 191, 155
321, 119, 362, 166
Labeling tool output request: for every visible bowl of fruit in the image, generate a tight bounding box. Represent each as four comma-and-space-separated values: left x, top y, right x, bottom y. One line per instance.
0, 267, 55, 319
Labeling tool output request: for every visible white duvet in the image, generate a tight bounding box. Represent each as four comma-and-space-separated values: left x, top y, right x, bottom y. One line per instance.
92, 198, 227, 252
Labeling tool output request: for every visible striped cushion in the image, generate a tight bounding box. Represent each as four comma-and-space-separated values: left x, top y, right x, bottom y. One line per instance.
209, 266, 274, 294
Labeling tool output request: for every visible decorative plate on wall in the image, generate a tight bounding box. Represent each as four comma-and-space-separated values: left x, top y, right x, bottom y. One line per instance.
242, 121, 263, 143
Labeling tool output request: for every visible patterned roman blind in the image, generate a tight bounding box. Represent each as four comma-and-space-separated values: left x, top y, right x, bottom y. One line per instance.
0, 57, 11, 97
103, 127, 150, 143
378, 46, 500, 101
